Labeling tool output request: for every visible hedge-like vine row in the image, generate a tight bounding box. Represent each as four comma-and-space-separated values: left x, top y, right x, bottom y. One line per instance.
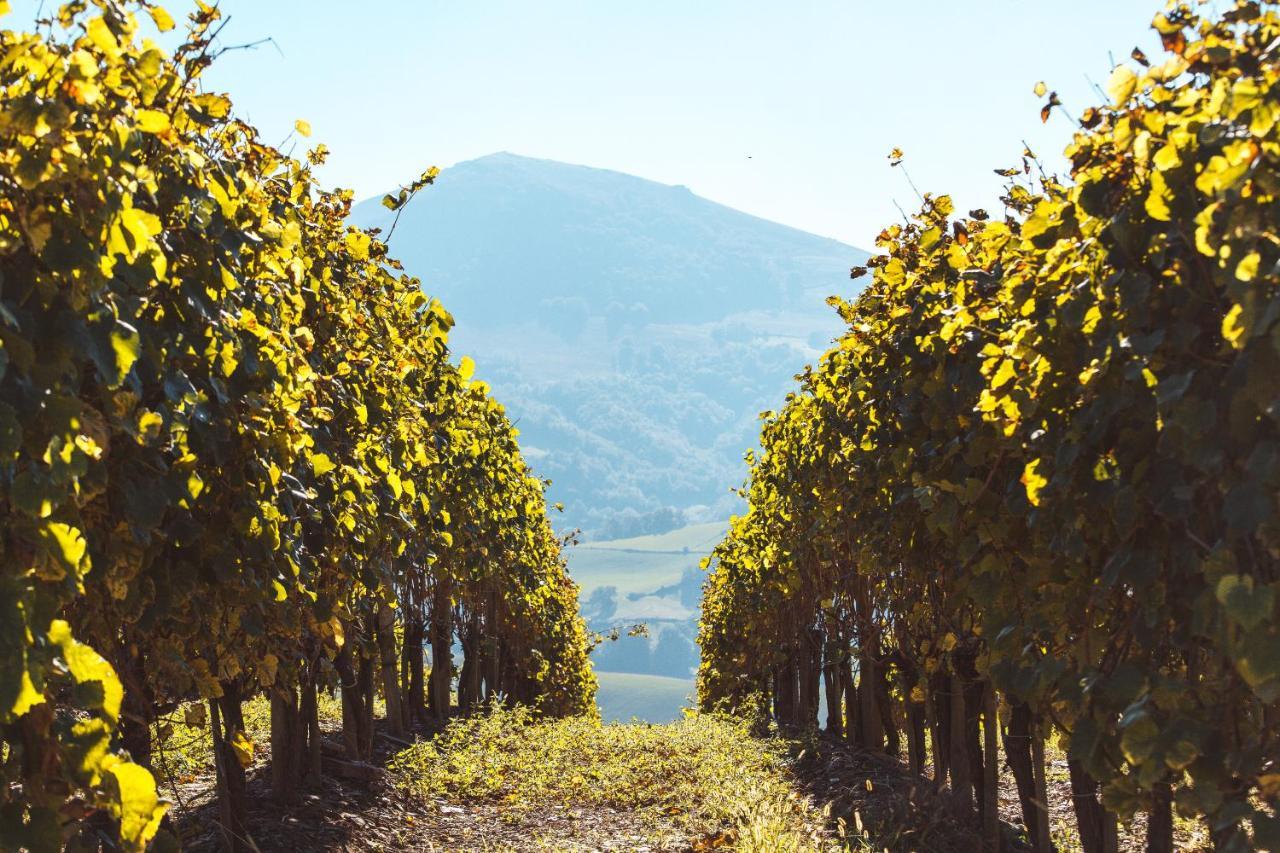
699, 3, 1280, 851
0, 3, 595, 850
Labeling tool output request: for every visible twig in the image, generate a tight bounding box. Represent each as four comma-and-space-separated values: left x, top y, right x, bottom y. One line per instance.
898, 164, 924, 204
1083, 73, 1109, 103
891, 198, 911, 227
211, 35, 282, 61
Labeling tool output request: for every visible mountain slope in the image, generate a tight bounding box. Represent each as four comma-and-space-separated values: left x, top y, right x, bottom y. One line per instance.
351, 153, 865, 535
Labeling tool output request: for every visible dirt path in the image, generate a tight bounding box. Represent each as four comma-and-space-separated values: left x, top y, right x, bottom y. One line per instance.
170, 714, 1209, 852
179, 769, 687, 852
172, 716, 815, 852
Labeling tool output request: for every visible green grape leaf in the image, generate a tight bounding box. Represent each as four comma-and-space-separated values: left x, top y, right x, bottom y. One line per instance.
1216, 574, 1274, 630
0, 402, 21, 457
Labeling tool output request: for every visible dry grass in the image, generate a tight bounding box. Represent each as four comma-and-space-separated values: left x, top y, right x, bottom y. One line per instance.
161, 696, 1218, 851
388, 707, 839, 851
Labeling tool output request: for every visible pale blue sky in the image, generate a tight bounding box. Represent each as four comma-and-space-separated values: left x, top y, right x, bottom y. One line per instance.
16, 1, 1170, 247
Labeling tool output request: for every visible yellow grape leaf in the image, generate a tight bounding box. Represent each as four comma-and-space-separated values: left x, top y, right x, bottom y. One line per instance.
1221, 303, 1247, 348
110, 761, 168, 852
184, 472, 204, 500
9, 668, 45, 719
1106, 65, 1138, 106
74, 434, 104, 460
68, 717, 112, 781
135, 410, 163, 445
311, 452, 337, 477
48, 620, 123, 722
1033, 81, 1047, 97
1081, 304, 1103, 334
134, 109, 170, 134
1145, 171, 1173, 222
990, 359, 1017, 390
149, 6, 175, 31
1235, 250, 1260, 282
976, 388, 1000, 414
344, 230, 371, 260
1196, 140, 1257, 195
1000, 397, 1020, 426
459, 355, 476, 383
117, 206, 162, 253
193, 92, 232, 120
1021, 459, 1047, 506
86, 17, 121, 58
38, 522, 88, 581
1152, 141, 1181, 172
229, 730, 253, 768
294, 119, 312, 137
109, 323, 140, 386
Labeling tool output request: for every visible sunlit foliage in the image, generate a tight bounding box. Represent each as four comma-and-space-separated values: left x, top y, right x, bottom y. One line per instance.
0, 2, 594, 849
699, 3, 1280, 849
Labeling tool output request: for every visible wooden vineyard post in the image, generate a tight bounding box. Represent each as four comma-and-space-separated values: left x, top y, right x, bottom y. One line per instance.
1031, 716, 1052, 853
982, 681, 999, 852
950, 670, 974, 820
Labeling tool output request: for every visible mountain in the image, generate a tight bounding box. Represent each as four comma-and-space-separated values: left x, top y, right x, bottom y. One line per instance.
351, 152, 866, 537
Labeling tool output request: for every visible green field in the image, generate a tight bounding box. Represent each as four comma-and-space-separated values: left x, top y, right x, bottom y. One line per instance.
567, 523, 724, 720
594, 671, 696, 723
566, 520, 728, 596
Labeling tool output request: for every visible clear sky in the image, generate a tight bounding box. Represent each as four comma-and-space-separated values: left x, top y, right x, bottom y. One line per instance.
14, 0, 1170, 248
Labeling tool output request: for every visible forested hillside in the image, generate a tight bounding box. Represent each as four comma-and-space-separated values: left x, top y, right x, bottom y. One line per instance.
699, 2, 1280, 851
350, 154, 865, 537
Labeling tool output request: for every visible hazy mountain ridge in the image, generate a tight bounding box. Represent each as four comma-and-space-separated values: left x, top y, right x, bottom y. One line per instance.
351, 152, 866, 535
